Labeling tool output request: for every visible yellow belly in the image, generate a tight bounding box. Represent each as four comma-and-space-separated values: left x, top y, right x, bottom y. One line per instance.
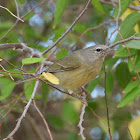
54, 66, 100, 90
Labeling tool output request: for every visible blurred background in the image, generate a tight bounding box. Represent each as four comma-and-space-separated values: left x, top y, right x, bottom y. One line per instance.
0, 0, 140, 139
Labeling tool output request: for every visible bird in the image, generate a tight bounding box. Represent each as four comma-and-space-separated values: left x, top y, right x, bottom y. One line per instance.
17, 45, 112, 96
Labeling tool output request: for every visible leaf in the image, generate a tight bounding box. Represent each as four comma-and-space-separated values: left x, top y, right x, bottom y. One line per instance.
53, 0, 69, 26
56, 48, 68, 59
115, 47, 137, 57
114, 12, 140, 42
42, 83, 49, 107
106, 71, 113, 97
53, 25, 66, 41
118, 88, 140, 107
0, 78, 15, 100
129, 116, 140, 139
24, 80, 35, 100
92, 0, 105, 14
113, 0, 132, 18
73, 24, 87, 33
47, 114, 64, 130
115, 62, 131, 88
42, 72, 59, 85
124, 80, 139, 94
62, 101, 78, 125
87, 77, 99, 93
22, 58, 45, 65
126, 33, 140, 50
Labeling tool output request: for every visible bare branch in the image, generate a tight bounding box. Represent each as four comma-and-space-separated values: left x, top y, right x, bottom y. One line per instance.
116, 0, 121, 28
77, 93, 87, 140
0, 43, 42, 58
103, 63, 112, 140
33, 100, 53, 140
116, 30, 140, 81
0, 5, 24, 22
100, 0, 140, 11
109, 34, 140, 48
3, 80, 40, 140
42, 0, 92, 55
0, 0, 46, 41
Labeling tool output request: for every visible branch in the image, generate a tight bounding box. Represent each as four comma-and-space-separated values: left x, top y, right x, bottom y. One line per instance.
109, 35, 140, 48
3, 80, 40, 140
33, 100, 53, 140
0, 43, 42, 58
0, 0, 46, 41
100, 0, 140, 11
116, 0, 121, 28
0, 5, 24, 22
42, 0, 92, 55
77, 93, 87, 140
103, 63, 112, 140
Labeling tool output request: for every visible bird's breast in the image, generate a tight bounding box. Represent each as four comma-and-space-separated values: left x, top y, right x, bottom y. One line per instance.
54, 62, 102, 91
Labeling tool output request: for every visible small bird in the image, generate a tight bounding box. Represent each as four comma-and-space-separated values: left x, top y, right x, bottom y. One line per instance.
17, 45, 112, 95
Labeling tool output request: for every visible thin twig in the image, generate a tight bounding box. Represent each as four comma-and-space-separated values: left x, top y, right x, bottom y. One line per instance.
3, 80, 40, 140
0, 64, 14, 81
109, 35, 140, 48
106, 29, 117, 46
0, 92, 24, 137
21, 0, 46, 19
127, 125, 134, 140
14, 0, 19, 18
0, 0, 46, 41
77, 92, 87, 140
116, 30, 140, 81
100, 0, 140, 11
80, 20, 116, 39
103, 63, 112, 140
89, 107, 108, 131
0, 43, 42, 57
33, 100, 53, 140
42, 0, 92, 55
116, 0, 121, 28
0, 5, 24, 22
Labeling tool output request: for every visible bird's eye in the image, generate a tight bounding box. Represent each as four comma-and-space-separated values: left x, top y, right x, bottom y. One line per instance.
96, 48, 102, 52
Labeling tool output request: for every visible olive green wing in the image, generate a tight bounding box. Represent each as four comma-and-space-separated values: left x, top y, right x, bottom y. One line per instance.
46, 52, 81, 73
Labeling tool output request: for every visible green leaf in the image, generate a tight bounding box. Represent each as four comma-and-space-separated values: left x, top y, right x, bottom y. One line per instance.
113, 0, 132, 18
115, 62, 131, 88
73, 24, 87, 33
22, 58, 45, 65
24, 80, 35, 100
106, 71, 113, 97
124, 80, 139, 94
92, 0, 105, 14
87, 77, 99, 93
118, 88, 140, 107
42, 83, 49, 106
0, 78, 16, 100
68, 133, 80, 140
126, 33, 140, 50
53, 25, 66, 41
47, 114, 64, 130
115, 47, 137, 57
56, 49, 68, 59
114, 12, 140, 42
62, 101, 78, 125
54, 0, 69, 26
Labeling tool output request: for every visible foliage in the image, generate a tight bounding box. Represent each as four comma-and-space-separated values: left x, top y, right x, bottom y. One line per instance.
0, 0, 140, 140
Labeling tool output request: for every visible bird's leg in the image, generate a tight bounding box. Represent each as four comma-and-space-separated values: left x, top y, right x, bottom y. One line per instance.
80, 87, 92, 100
68, 90, 83, 100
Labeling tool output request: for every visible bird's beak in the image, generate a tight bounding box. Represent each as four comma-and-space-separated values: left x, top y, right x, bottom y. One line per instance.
104, 47, 114, 53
